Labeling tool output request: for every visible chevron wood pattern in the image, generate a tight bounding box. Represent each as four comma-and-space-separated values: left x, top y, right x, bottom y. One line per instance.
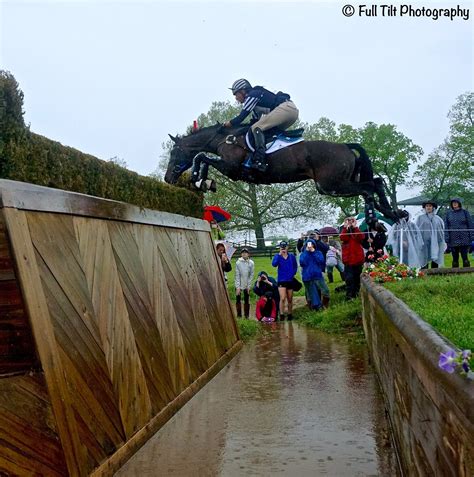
0, 181, 240, 476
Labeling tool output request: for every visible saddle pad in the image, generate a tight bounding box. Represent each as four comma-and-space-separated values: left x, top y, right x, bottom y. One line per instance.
245, 132, 305, 154
265, 136, 304, 154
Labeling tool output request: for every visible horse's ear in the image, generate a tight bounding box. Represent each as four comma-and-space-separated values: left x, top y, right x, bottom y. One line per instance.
168, 134, 177, 143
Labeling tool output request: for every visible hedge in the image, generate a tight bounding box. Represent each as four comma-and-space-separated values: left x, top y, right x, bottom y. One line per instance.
0, 131, 203, 218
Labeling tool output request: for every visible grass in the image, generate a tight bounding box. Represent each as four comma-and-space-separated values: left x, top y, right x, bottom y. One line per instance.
236, 318, 263, 341
384, 273, 474, 350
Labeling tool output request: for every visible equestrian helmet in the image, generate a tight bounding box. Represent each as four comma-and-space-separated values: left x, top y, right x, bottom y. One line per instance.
230, 78, 252, 94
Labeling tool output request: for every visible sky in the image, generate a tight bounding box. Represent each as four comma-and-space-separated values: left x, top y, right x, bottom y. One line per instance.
1, 0, 473, 206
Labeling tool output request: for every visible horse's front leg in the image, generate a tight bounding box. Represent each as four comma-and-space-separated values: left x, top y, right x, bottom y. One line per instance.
191, 153, 218, 192
191, 152, 206, 183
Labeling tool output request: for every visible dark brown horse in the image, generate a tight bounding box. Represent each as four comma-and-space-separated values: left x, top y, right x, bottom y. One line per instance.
164, 123, 405, 223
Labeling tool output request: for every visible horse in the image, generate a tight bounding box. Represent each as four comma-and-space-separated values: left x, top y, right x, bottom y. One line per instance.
164, 123, 406, 224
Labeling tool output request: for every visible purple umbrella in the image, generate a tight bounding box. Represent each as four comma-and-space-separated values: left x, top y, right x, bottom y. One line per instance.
319, 226, 339, 236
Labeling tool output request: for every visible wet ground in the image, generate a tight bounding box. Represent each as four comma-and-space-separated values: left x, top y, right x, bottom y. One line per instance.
116, 323, 399, 476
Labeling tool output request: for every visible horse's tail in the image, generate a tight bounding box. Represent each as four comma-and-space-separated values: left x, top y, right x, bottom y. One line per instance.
346, 143, 374, 182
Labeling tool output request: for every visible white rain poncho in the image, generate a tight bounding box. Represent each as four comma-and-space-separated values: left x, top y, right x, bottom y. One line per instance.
414, 212, 445, 266
387, 218, 424, 268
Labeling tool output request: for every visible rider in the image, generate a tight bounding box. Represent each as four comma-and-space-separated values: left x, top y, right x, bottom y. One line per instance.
223, 79, 299, 172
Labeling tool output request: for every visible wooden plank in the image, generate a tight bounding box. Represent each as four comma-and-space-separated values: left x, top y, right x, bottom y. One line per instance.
108, 221, 177, 413
0, 210, 38, 375
0, 179, 209, 232
0, 374, 67, 476
2, 207, 86, 476
34, 245, 126, 450
74, 217, 153, 439
133, 224, 193, 396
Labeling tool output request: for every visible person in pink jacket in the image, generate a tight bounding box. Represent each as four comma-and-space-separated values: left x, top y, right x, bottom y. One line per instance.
256, 292, 277, 322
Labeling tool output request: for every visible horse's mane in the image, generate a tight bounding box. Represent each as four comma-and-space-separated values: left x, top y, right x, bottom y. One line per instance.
187, 123, 249, 137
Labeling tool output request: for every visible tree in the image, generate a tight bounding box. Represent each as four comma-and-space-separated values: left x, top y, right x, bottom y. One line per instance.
358, 122, 423, 207
413, 92, 474, 205
0, 70, 27, 158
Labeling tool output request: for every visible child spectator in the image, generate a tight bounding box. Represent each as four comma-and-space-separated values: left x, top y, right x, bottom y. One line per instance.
256, 291, 277, 322
216, 243, 232, 282
235, 248, 254, 319
253, 271, 279, 317
363, 222, 388, 264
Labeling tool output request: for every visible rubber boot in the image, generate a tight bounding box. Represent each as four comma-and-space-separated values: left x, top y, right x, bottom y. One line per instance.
322, 296, 330, 309
463, 260, 471, 267
452, 261, 459, 268
236, 302, 242, 318
244, 303, 250, 319
287, 314, 293, 321
327, 271, 334, 283
340, 271, 345, 282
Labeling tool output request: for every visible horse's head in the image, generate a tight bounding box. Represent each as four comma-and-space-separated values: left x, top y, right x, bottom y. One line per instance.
164, 135, 194, 184
164, 125, 226, 184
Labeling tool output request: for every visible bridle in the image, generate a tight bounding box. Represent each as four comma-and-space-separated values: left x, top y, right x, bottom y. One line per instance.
171, 126, 248, 175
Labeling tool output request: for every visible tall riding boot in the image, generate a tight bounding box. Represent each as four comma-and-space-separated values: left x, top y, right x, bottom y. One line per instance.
340, 271, 345, 282
244, 303, 250, 319
322, 296, 330, 309
327, 271, 334, 283
247, 128, 267, 172
236, 302, 242, 318
463, 260, 471, 267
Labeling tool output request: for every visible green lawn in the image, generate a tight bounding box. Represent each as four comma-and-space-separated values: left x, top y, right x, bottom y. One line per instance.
385, 273, 474, 350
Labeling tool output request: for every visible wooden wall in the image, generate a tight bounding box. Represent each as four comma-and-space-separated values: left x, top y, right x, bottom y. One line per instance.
0, 180, 241, 476
361, 277, 474, 477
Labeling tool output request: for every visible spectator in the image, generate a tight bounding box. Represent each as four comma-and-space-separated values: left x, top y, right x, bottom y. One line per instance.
444, 198, 473, 268
235, 248, 254, 319
256, 291, 277, 322
363, 222, 388, 264
216, 243, 232, 281
313, 230, 329, 270
299, 238, 326, 310
210, 220, 225, 241
272, 241, 298, 321
387, 214, 424, 268
340, 217, 365, 300
415, 200, 445, 269
253, 271, 280, 317
326, 239, 345, 283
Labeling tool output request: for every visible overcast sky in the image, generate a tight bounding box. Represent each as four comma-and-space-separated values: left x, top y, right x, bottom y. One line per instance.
1, 0, 472, 202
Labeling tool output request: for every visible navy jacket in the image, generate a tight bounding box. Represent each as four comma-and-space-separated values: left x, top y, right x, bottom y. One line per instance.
230, 86, 291, 126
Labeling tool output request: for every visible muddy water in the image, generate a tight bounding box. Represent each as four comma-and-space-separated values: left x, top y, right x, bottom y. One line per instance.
116, 323, 399, 476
